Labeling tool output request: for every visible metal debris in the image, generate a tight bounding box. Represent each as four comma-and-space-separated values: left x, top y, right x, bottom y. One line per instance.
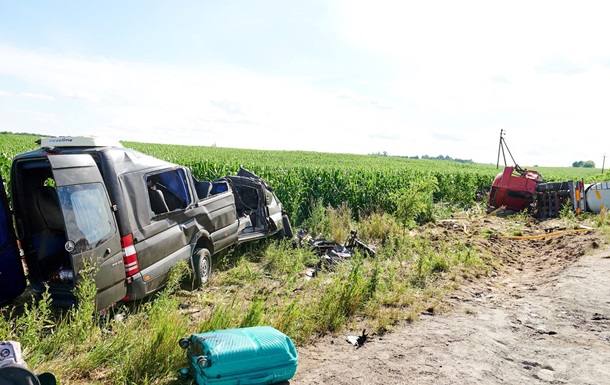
346, 329, 368, 348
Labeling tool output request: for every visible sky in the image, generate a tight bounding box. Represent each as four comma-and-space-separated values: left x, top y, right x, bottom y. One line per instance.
1, 1, 610, 167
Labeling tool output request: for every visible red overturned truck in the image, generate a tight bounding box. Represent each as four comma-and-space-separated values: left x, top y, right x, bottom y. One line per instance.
487, 131, 610, 218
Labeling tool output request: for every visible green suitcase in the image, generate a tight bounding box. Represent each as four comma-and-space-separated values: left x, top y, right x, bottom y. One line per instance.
179, 326, 298, 385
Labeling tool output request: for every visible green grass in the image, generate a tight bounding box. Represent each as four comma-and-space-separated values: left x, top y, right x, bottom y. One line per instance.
0, 203, 498, 384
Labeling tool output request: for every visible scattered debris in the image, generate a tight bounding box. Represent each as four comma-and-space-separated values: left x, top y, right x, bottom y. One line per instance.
302, 268, 317, 280
592, 313, 609, 321
297, 229, 376, 266
438, 219, 470, 235
346, 329, 368, 348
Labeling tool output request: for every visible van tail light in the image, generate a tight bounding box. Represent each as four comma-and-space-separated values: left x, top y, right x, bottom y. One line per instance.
121, 234, 140, 277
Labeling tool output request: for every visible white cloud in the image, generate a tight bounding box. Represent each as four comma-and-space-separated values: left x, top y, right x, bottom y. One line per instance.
332, 0, 610, 165
336, 88, 394, 110
19, 92, 54, 101
27, 111, 58, 124
0, 90, 11, 97
0, 44, 405, 155
60, 90, 101, 103
336, 87, 357, 100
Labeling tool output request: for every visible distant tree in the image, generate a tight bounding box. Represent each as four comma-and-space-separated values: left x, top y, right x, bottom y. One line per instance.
376, 153, 472, 163
370, 151, 388, 156
572, 160, 595, 168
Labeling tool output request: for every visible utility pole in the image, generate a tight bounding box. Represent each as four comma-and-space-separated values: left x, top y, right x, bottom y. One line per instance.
496, 129, 506, 169
495, 129, 518, 169
602, 153, 606, 174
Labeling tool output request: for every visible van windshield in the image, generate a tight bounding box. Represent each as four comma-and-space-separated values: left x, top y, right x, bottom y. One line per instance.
57, 183, 116, 251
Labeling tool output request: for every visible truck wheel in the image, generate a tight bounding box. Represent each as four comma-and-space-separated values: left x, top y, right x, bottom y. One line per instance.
193, 248, 211, 288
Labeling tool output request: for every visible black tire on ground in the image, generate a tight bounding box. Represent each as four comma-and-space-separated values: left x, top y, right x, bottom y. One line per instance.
281, 214, 294, 239
193, 248, 211, 288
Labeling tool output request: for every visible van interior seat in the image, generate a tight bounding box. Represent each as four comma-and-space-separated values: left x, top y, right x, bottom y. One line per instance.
36, 187, 64, 230
195, 181, 212, 200
31, 186, 68, 278
148, 186, 170, 215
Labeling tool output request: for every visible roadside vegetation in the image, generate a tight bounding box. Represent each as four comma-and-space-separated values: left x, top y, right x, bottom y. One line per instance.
1, 133, 608, 384
2, 199, 497, 384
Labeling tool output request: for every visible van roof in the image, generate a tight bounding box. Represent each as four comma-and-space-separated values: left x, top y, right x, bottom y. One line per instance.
39, 136, 124, 148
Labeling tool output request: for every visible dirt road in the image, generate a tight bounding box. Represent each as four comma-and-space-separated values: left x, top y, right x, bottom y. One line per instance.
293, 244, 610, 384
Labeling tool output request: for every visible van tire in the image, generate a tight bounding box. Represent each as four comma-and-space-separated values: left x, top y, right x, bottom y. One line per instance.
193, 248, 211, 288
281, 214, 294, 239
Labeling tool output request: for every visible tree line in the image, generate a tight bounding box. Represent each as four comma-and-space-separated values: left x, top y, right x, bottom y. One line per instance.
371, 152, 474, 164
572, 160, 595, 168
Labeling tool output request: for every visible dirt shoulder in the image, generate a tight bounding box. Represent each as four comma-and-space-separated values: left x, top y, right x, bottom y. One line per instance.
292, 220, 610, 384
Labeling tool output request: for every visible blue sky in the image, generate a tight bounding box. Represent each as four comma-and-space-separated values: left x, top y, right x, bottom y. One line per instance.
1, 1, 610, 167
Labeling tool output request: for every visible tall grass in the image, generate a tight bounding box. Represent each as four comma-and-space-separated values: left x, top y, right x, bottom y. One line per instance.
1, 206, 493, 384
0, 262, 192, 384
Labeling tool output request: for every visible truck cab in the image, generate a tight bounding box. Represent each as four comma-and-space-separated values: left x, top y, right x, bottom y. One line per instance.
0, 136, 291, 310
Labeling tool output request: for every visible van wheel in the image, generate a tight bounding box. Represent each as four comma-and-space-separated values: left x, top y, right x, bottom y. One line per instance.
193, 248, 211, 288
281, 214, 294, 239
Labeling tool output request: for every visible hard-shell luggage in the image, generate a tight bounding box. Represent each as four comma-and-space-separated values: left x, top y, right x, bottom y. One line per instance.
179, 326, 298, 385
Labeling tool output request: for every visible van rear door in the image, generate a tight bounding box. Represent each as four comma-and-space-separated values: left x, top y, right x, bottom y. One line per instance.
47, 154, 126, 310
0, 174, 26, 305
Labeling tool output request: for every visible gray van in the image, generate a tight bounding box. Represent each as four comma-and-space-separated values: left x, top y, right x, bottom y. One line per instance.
0, 137, 292, 310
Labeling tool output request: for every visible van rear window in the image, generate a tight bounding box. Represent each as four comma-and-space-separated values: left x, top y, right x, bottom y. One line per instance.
58, 183, 116, 250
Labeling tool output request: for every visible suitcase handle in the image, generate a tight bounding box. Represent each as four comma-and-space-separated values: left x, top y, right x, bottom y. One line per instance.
241, 373, 274, 385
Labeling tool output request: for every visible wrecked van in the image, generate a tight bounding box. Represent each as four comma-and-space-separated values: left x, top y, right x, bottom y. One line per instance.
0, 136, 292, 310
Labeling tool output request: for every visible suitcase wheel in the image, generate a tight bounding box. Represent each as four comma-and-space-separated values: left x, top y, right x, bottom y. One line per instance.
197, 356, 209, 368
178, 338, 190, 349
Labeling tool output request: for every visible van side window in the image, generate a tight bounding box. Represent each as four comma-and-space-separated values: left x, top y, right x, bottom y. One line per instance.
146, 169, 192, 216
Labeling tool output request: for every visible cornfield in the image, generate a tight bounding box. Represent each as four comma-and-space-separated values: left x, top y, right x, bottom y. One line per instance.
0, 133, 601, 223
124, 142, 495, 223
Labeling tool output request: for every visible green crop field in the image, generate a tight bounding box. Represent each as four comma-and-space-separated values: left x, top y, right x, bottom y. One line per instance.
1, 133, 605, 224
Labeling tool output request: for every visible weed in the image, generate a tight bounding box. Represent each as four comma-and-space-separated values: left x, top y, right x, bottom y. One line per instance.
364, 258, 380, 301
507, 210, 534, 223
389, 176, 439, 231
357, 211, 397, 245
482, 228, 495, 238
559, 199, 576, 221
240, 296, 266, 328
429, 255, 450, 274
328, 202, 354, 243
302, 198, 331, 236
509, 226, 523, 237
